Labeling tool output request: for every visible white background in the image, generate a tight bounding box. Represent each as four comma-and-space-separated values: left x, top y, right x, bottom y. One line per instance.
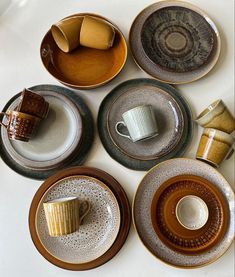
0, 0, 234, 276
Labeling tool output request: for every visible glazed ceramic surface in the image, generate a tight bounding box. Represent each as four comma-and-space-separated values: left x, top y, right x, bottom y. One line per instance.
150, 175, 228, 255
196, 100, 235, 133
36, 175, 120, 263
196, 128, 234, 167
1, 89, 83, 170
115, 105, 159, 142
0, 85, 94, 180
29, 166, 131, 270
98, 78, 193, 170
129, 1, 220, 84
41, 13, 127, 89
133, 158, 234, 268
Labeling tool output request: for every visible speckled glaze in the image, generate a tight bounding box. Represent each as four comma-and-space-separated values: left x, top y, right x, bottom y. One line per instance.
98, 78, 193, 171
133, 158, 234, 268
36, 175, 120, 264
129, 1, 221, 84
0, 85, 94, 180
1, 90, 83, 170
29, 166, 131, 270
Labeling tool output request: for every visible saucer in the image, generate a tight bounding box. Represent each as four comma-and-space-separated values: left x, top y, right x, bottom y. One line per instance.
98, 79, 193, 171
29, 166, 131, 270
0, 85, 94, 180
133, 158, 234, 268
129, 1, 220, 84
151, 175, 228, 255
41, 13, 127, 89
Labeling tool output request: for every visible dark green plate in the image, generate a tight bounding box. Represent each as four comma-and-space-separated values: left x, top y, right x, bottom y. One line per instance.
98, 78, 193, 171
0, 85, 94, 180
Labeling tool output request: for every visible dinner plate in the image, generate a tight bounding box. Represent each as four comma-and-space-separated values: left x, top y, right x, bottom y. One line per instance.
151, 175, 228, 255
98, 78, 193, 170
107, 81, 184, 160
36, 175, 121, 264
41, 13, 127, 89
29, 166, 131, 270
1, 89, 83, 170
0, 85, 94, 180
129, 1, 220, 84
133, 158, 234, 268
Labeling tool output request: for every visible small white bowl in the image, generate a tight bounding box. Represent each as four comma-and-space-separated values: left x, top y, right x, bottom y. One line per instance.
175, 195, 209, 230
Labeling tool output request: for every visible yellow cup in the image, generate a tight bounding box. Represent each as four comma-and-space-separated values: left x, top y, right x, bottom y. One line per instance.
43, 197, 90, 237
80, 15, 115, 50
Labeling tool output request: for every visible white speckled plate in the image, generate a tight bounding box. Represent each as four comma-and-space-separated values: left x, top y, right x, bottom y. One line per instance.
35, 175, 121, 264
133, 158, 235, 268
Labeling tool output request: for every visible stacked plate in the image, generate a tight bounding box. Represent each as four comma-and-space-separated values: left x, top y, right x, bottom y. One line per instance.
29, 166, 131, 270
133, 158, 235, 268
98, 78, 193, 170
0, 85, 94, 180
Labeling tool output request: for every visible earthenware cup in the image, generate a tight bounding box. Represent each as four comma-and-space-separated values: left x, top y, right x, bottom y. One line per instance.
17, 88, 49, 119
43, 197, 90, 237
80, 15, 115, 50
0, 110, 41, 142
51, 16, 83, 52
196, 128, 234, 167
115, 105, 159, 142
175, 195, 209, 230
196, 100, 235, 133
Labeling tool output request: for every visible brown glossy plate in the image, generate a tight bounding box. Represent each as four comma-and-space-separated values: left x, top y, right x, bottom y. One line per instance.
29, 166, 131, 270
41, 13, 127, 90
151, 175, 228, 255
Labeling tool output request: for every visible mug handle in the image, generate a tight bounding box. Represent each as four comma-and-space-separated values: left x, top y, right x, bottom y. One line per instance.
115, 121, 131, 140
79, 200, 91, 225
0, 112, 9, 128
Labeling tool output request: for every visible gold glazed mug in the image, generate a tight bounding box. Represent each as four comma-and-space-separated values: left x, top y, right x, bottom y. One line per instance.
51, 16, 84, 52
0, 110, 41, 142
43, 197, 90, 237
196, 128, 234, 167
80, 15, 115, 50
196, 99, 235, 134
17, 88, 49, 119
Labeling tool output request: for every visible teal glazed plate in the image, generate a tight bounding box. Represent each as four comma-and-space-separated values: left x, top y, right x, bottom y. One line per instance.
0, 85, 94, 180
98, 78, 193, 171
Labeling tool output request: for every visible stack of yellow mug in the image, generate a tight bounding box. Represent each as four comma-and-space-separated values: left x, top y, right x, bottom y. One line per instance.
195, 100, 235, 167
50, 15, 116, 53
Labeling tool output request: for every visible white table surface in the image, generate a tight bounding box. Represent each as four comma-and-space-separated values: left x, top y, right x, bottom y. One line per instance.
0, 0, 234, 276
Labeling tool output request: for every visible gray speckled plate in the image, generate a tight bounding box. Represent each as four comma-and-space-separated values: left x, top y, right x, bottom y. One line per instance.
133, 158, 235, 268
107, 84, 184, 160
36, 175, 121, 264
0, 85, 94, 180
1, 90, 83, 170
129, 1, 221, 84
98, 78, 193, 171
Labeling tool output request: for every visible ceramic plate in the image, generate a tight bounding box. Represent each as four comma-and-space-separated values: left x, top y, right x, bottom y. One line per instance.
41, 13, 127, 90
98, 78, 193, 170
107, 82, 184, 160
29, 166, 131, 270
129, 1, 220, 84
36, 175, 120, 264
133, 158, 234, 268
151, 175, 228, 255
1, 90, 83, 170
0, 85, 94, 180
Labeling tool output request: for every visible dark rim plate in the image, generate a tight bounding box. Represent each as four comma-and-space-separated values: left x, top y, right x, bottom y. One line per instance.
129, 1, 221, 84
29, 166, 131, 270
98, 78, 193, 171
0, 85, 94, 180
